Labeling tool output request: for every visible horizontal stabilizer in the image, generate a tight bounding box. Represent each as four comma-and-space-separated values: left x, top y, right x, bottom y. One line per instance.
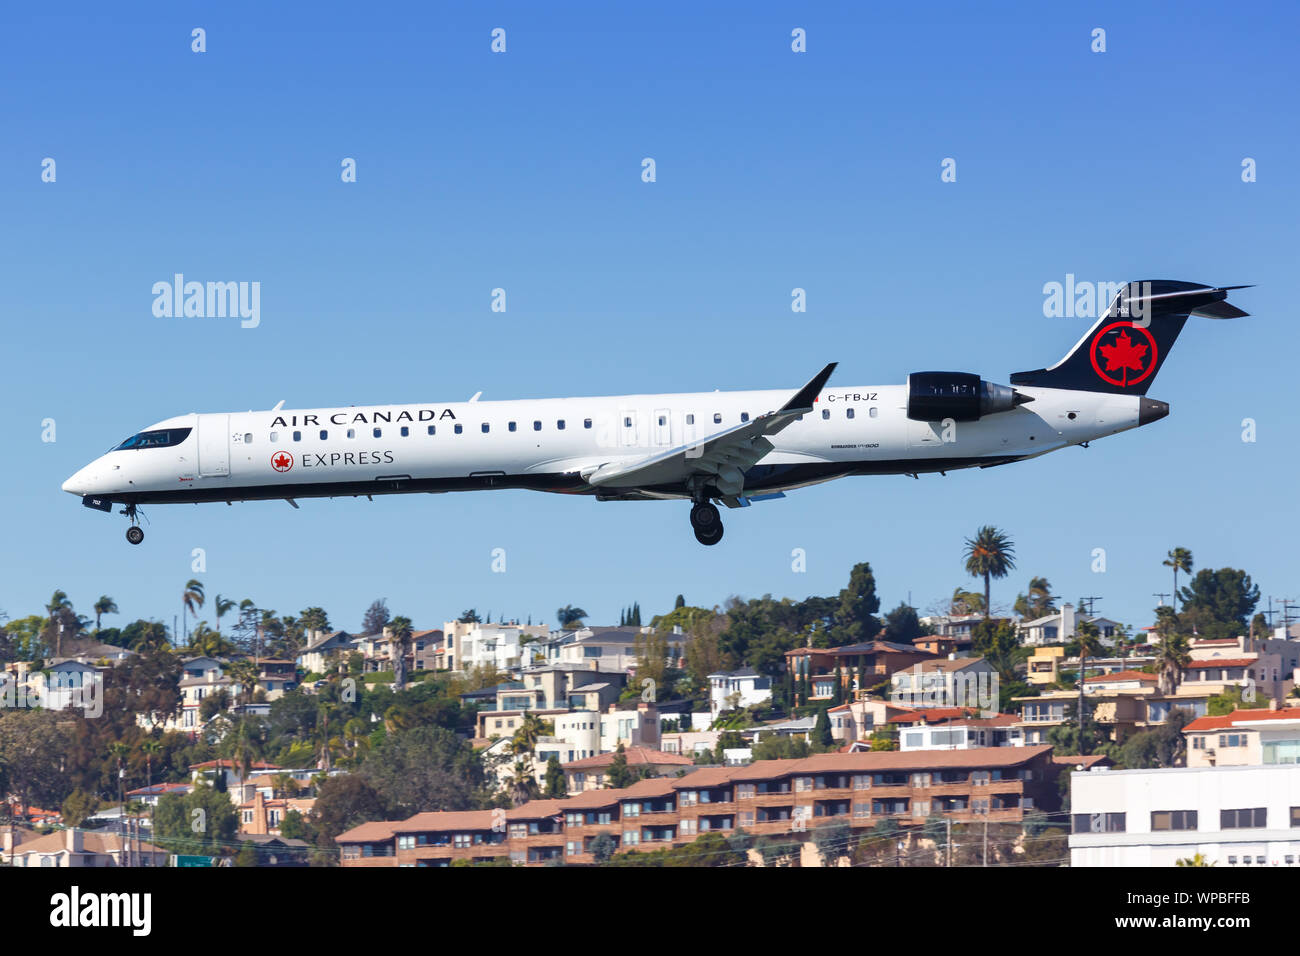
1191, 300, 1249, 319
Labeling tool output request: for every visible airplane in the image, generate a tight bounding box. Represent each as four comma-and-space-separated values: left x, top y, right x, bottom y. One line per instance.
63, 280, 1248, 546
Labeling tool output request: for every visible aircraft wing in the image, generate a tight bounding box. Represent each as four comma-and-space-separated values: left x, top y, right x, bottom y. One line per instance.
581, 363, 836, 497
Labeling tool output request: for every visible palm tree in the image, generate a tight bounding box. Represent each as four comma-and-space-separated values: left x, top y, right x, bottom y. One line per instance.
962, 526, 1016, 619
93, 595, 119, 633
130, 620, 170, 652
1013, 577, 1055, 620
511, 711, 549, 755
108, 740, 131, 808
388, 615, 413, 691
949, 588, 986, 617
1155, 620, 1191, 696
1163, 548, 1194, 612
140, 739, 163, 792
556, 605, 588, 629
223, 659, 261, 706
213, 594, 236, 635
46, 590, 72, 617
182, 579, 205, 639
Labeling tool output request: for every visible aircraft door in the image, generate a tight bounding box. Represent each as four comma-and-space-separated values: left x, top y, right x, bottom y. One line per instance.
620, 409, 639, 448
653, 408, 672, 446
197, 414, 231, 476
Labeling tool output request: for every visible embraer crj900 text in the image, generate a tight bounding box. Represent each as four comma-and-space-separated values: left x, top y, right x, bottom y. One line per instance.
63, 280, 1249, 546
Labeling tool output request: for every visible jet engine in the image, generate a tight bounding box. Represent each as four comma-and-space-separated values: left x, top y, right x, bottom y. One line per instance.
906, 371, 1033, 422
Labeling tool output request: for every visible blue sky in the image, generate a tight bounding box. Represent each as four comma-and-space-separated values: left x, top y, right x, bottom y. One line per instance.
1, 1, 1296, 637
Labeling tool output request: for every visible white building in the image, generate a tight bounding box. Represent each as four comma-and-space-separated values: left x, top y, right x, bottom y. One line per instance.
897, 714, 1025, 751
1017, 603, 1122, 647
442, 621, 549, 673
1070, 763, 1300, 866
707, 667, 772, 719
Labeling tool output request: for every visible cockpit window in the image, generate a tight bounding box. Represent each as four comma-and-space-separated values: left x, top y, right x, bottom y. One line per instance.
114, 428, 192, 451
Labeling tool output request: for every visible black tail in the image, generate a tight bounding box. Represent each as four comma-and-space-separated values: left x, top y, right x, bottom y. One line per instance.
1010, 280, 1250, 395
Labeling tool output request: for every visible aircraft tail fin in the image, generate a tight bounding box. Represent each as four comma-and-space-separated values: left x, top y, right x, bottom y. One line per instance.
1010, 280, 1250, 395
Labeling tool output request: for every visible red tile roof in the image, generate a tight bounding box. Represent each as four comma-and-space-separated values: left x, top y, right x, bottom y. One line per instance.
1184, 706, 1300, 732
561, 747, 693, 770
1184, 658, 1257, 669
335, 820, 402, 842
890, 707, 977, 724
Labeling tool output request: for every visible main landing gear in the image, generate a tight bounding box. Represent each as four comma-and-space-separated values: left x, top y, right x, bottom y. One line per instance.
690, 501, 723, 546
121, 504, 145, 545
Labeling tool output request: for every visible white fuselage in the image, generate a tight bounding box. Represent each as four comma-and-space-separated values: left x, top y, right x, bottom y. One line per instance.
62, 383, 1145, 507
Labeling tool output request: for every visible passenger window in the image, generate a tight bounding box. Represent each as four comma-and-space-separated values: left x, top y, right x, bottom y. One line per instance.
846, 408, 855, 419
293, 431, 302, 441
372, 427, 382, 438
270, 432, 278, 442
455, 424, 463, 435
557, 420, 565, 430
658, 416, 666, 426
244, 433, 253, 444
534, 421, 542, 431
822, 409, 830, 420
482, 423, 490, 433
686, 414, 694, 425
400, 426, 409, 437
624, 417, 632, 428
427, 425, 435, 435
509, 422, 517, 432
713, 413, 721, 424
347, 429, 356, 439
320, 429, 328, 439
584, 419, 592, 429
740, 412, 749, 423
869, 407, 879, 418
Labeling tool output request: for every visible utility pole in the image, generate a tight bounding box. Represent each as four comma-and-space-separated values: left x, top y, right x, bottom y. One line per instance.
1081, 597, 1102, 618
1153, 593, 1169, 608
945, 818, 952, 867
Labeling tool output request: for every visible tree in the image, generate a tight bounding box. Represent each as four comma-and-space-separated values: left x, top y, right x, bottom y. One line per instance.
153, 783, 238, 855
606, 744, 634, 789
1176, 852, 1216, 867
299, 607, 330, 636
358, 725, 488, 817
182, 579, 205, 637
882, 602, 921, 644
674, 594, 686, 609
1013, 577, 1056, 619
812, 821, 852, 866
813, 707, 834, 752
1156, 628, 1192, 696
752, 735, 812, 761
1163, 548, 1194, 612
589, 831, 617, 864
556, 605, 588, 629
0, 710, 72, 818
93, 595, 119, 633
834, 563, 882, 644
61, 788, 99, 828
1178, 568, 1261, 640
388, 615, 413, 691
458, 609, 481, 624
223, 659, 260, 704
949, 588, 986, 617
311, 774, 388, 846
280, 808, 310, 841
544, 755, 566, 798
362, 599, 391, 635
963, 526, 1016, 619
213, 594, 237, 636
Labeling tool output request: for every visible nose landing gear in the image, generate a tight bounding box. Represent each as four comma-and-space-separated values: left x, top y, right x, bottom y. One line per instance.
690, 501, 723, 546
120, 504, 145, 545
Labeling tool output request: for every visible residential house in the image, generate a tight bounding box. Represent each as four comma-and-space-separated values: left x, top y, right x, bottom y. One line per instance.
561, 746, 694, 793
1183, 704, 1300, 769
890, 656, 999, 712
295, 630, 353, 674
707, 666, 772, 719
8, 828, 169, 867
1016, 603, 1121, 646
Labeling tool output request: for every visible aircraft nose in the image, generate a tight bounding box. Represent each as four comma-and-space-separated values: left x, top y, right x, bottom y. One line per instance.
62, 465, 95, 495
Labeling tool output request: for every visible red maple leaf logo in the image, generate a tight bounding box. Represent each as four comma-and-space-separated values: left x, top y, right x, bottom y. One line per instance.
272, 453, 292, 472
1097, 331, 1148, 386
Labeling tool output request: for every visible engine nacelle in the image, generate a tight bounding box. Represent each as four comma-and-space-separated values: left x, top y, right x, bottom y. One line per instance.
906, 371, 1032, 422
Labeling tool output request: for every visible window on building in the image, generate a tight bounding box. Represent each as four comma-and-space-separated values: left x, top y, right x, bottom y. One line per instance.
1150, 810, 1197, 831
1072, 812, 1126, 833
1221, 808, 1267, 829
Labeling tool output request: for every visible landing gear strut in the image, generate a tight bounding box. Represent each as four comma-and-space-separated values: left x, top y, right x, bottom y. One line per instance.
121, 504, 145, 545
690, 501, 723, 546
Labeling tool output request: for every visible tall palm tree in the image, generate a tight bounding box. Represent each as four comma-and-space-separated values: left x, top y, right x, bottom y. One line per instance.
93, 595, 119, 633
213, 594, 236, 636
1014, 577, 1055, 619
182, 579, 205, 639
1163, 548, 1194, 612
140, 739, 163, 793
46, 590, 72, 617
1154, 610, 1191, 695
556, 605, 588, 629
130, 620, 170, 652
388, 615, 413, 690
223, 659, 261, 706
511, 711, 549, 755
963, 526, 1016, 619
950, 587, 986, 617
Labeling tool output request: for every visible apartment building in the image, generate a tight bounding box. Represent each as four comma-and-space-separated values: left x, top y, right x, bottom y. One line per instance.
1069, 762, 1300, 866
339, 745, 1059, 867
562, 747, 695, 793
787, 640, 936, 705
1183, 704, 1300, 768
442, 620, 550, 673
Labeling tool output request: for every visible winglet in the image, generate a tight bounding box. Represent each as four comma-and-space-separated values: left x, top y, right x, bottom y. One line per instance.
271, 400, 285, 412
779, 363, 838, 414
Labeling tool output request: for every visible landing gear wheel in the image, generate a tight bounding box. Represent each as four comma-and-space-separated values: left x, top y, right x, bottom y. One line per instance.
690, 502, 720, 532
694, 524, 724, 546
126, 526, 144, 545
